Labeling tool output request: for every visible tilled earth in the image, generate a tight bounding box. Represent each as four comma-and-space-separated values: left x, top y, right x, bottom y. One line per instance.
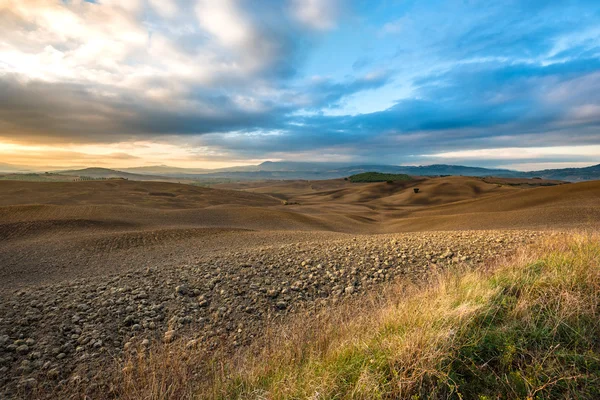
0, 230, 544, 399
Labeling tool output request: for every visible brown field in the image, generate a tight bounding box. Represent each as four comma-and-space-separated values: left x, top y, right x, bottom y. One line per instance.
0, 177, 598, 291
1, 176, 600, 398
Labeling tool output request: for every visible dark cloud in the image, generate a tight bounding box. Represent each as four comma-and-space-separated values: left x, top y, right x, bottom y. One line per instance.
0, 69, 391, 143
195, 57, 600, 162
301, 71, 392, 110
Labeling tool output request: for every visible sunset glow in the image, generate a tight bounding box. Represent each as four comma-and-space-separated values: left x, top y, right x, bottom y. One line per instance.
0, 139, 261, 169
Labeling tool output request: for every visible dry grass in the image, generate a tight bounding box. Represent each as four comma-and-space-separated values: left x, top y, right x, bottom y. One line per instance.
112, 232, 600, 399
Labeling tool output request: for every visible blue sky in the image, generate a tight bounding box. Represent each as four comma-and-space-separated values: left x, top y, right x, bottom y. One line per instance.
0, 0, 599, 169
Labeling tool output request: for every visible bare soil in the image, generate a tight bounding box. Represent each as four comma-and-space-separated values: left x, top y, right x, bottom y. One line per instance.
0, 177, 599, 398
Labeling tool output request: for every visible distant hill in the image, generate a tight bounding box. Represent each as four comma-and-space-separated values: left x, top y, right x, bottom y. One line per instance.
150, 163, 523, 181
56, 163, 600, 182
58, 168, 169, 181
254, 161, 354, 172
121, 165, 211, 175
395, 164, 520, 177
122, 161, 356, 175
523, 164, 600, 181
251, 162, 519, 177
2, 161, 599, 182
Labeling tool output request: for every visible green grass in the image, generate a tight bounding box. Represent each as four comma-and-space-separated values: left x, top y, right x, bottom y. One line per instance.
347, 172, 412, 183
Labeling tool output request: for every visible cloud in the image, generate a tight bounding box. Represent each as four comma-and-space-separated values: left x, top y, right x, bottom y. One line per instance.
0, 136, 272, 169
0, 73, 286, 143
296, 71, 393, 110
148, 0, 178, 18
192, 54, 600, 163
423, 146, 600, 160
0, 0, 599, 168
291, 0, 340, 31
0, 0, 353, 143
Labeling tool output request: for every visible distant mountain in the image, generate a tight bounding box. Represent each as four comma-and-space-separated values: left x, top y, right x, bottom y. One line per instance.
250, 162, 520, 176
345, 164, 521, 178
121, 165, 210, 175
159, 163, 522, 180
64, 163, 600, 182
2, 161, 599, 182
119, 162, 357, 178
523, 164, 600, 181
58, 168, 170, 181
168, 162, 600, 181
254, 161, 354, 172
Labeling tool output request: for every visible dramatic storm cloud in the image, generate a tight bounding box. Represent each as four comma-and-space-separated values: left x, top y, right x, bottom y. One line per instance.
0, 0, 599, 168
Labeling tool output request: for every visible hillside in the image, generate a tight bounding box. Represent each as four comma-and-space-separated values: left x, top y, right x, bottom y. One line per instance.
1, 161, 598, 182
121, 165, 211, 175
58, 167, 168, 181
148, 163, 524, 181
0, 179, 280, 209
525, 163, 600, 181
1, 177, 599, 398
0, 177, 596, 292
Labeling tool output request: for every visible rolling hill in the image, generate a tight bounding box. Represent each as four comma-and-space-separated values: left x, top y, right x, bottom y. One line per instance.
1, 175, 599, 398
1, 161, 599, 182
57, 167, 183, 181
74, 162, 600, 182
525, 163, 600, 181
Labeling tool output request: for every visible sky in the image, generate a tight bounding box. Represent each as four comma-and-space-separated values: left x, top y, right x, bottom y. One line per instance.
0, 0, 600, 170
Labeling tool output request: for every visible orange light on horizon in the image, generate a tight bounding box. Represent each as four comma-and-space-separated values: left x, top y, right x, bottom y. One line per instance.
0, 139, 262, 170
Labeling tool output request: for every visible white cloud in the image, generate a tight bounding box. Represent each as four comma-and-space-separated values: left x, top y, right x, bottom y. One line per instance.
148, 0, 178, 18
424, 145, 600, 160
547, 26, 600, 58
195, 0, 252, 47
0, 0, 345, 112
101, 0, 143, 14
292, 0, 339, 31
0, 0, 147, 85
